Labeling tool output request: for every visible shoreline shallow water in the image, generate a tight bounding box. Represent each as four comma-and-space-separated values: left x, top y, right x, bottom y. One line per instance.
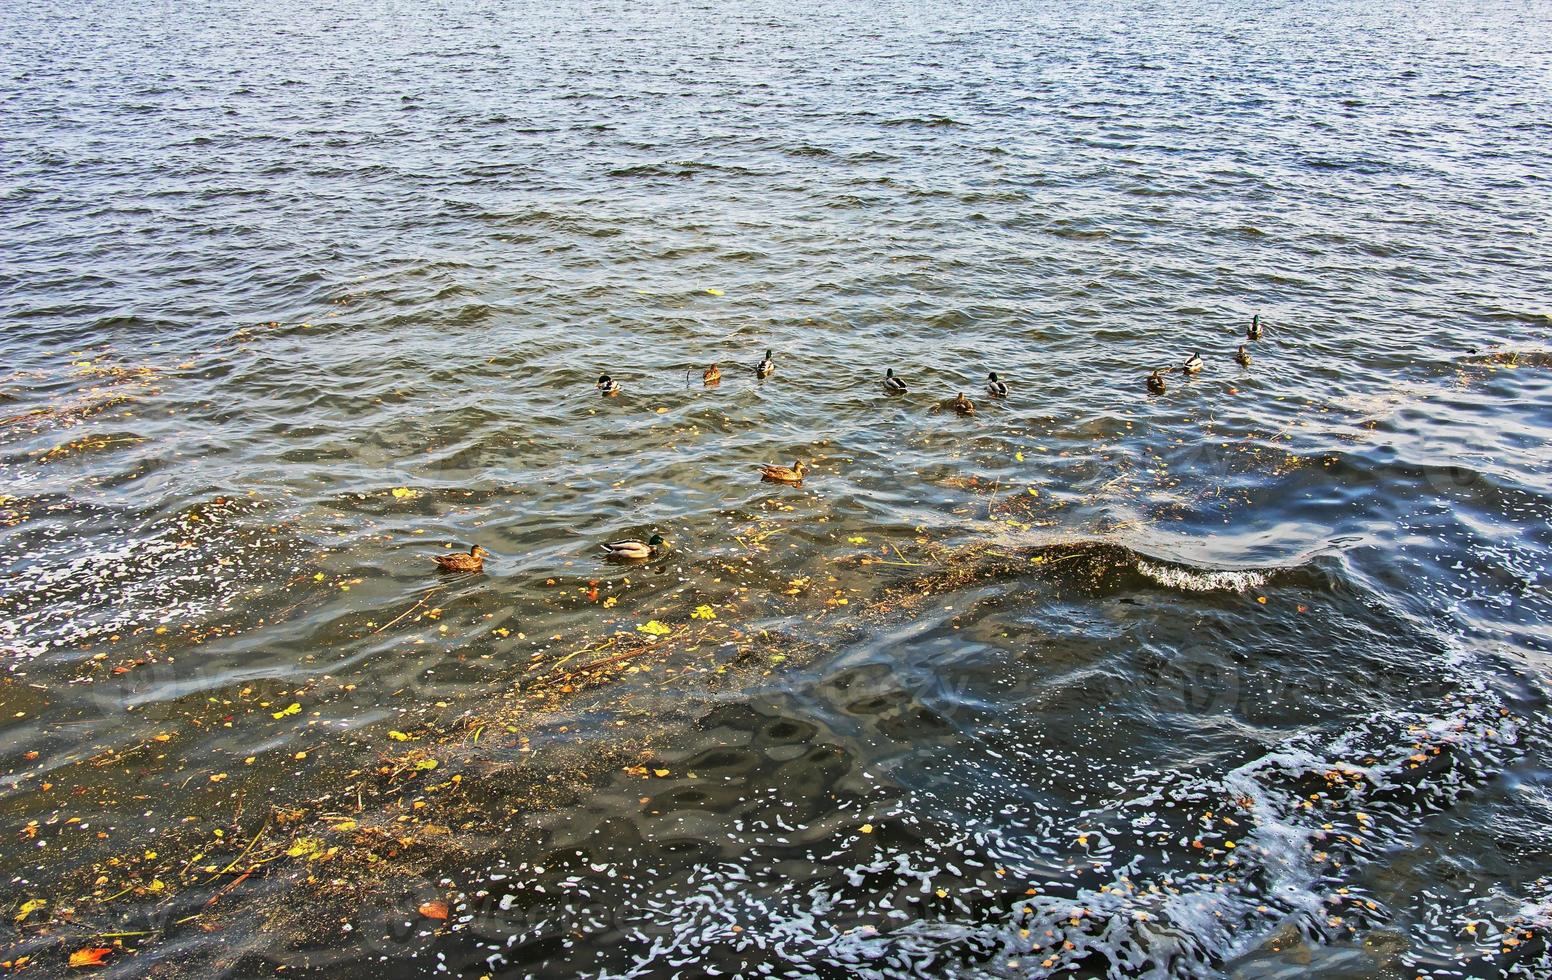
4, 0, 1552, 976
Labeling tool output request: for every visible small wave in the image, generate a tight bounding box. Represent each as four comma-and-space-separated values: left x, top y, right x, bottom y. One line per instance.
880, 115, 966, 128
1136, 559, 1268, 592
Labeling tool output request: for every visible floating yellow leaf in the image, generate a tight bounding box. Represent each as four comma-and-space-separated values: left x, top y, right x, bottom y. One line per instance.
332, 819, 358, 832
603, 596, 618, 608
414, 759, 438, 771
860, 824, 874, 834
1015, 451, 1025, 462
15, 898, 45, 922
847, 536, 867, 544
636, 620, 672, 637
391, 487, 417, 499
313, 572, 325, 581
388, 731, 411, 742
653, 768, 670, 777
1027, 488, 1038, 496
691, 605, 717, 621
705, 287, 725, 296
286, 837, 322, 859
272, 702, 301, 719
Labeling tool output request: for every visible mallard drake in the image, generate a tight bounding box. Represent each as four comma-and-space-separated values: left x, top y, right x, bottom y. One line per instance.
1247, 315, 1263, 341
947, 392, 976, 415
1147, 369, 1168, 393
433, 544, 488, 573
754, 349, 774, 379
884, 368, 907, 393
601, 533, 664, 560
1234, 344, 1252, 367
757, 459, 805, 484
985, 372, 1009, 398
1182, 352, 1204, 374
597, 374, 621, 396
703, 363, 721, 385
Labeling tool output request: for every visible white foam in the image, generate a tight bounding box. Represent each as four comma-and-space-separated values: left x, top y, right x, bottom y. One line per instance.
1136, 559, 1268, 593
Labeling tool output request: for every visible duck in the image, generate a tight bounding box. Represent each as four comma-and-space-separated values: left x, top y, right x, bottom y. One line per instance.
433, 544, 488, 573
597, 374, 621, 396
757, 459, 806, 484
947, 392, 976, 415
600, 533, 665, 560
754, 349, 775, 379
1147, 369, 1168, 394
1181, 352, 1204, 374
703, 363, 721, 386
985, 371, 1009, 398
1247, 315, 1263, 341
1234, 344, 1252, 367
884, 368, 908, 393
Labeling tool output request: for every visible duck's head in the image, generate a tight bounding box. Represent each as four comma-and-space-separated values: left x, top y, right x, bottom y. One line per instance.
470, 545, 489, 557
887, 368, 896, 377
597, 374, 612, 385
988, 371, 1000, 381
791, 459, 806, 472
648, 533, 664, 546
1252, 314, 1260, 327
764, 349, 773, 360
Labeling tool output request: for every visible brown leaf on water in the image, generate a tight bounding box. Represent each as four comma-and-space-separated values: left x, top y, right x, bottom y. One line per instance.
417, 900, 449, 920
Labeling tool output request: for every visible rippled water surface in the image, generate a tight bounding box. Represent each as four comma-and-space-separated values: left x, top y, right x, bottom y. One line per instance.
4, 0, 1552, 976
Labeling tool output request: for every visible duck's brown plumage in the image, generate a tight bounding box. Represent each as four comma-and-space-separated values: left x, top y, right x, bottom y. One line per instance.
946, 392, 975, 415
703, 363, 721, 385
757, 460, 805, 484
433, 544, 487, 573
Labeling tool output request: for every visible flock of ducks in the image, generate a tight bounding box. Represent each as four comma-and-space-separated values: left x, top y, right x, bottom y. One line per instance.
1148, 315, 1265, 393
433, 316, 1271, 573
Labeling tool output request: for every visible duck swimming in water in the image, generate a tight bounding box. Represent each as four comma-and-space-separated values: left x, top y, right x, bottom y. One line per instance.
433, 544, 488, 573
754, 349, 774, 379
702, 363, 721, 386
600, 533, 665, 561
757, 459, 805, 484
883, 368, 907, 393
597, 374, 621, 396
1147, 369, 1168, 394
1182, 352, 1204, 374
1247, 315, 1263, 341
947, 392, 976, 415
985, 372, 1009, 398
1234, 344, 1252, 367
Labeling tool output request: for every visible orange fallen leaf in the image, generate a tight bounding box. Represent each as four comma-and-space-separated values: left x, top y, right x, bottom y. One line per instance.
68, 948, 112, 968
418, 900, 449, 920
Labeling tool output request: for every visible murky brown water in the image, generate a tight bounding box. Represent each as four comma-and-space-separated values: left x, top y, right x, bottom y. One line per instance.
3, 0, 1552, 976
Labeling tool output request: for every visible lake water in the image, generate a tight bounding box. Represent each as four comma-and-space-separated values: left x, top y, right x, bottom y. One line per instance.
3, 0, 1551, 976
